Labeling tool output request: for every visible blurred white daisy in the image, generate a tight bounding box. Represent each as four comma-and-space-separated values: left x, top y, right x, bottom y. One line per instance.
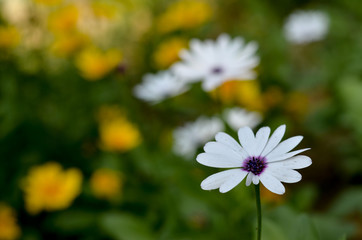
133, 71, 189, 104
197, 125, 311, 194
284, 10, 329, 44
171, 34, 259, 91
223, 107, 262, 131
173, 116, 224, 159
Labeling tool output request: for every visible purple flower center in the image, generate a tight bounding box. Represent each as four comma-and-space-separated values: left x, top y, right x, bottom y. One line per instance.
211, 66, 223, 75
242, 156, 267, 175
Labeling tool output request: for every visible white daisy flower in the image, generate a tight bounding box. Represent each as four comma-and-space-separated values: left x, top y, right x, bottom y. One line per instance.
197, 125, 311, 194
173, 116, 224, 159
223, 107, 262, 131
284, 10, 329, 44
133, 71, 189, 104
171, 34, 260, 91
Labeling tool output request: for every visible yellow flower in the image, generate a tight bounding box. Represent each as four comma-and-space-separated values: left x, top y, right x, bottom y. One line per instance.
98, 106, 141, 152
0, 26, 20, 49
157, 0, 212, 33
0, 204, 21, 240
51, 32, 89, 57
153, 37, 188, 69
22, 162, 83, 215
284, 92, 309, 119
90, 169, 123, 200
33, 0, 62, 5
211, 80, 265, 111
91, 1, 117, 19
262, 86, 284, 109
75, 47, 122, 80
48, 5, 79, 34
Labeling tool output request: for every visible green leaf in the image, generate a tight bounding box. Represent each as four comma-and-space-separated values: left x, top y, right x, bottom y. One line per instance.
50, 210, 97, 232
261, 218, 288, 240
329, 187, 362, 217
99, 212, 155, 240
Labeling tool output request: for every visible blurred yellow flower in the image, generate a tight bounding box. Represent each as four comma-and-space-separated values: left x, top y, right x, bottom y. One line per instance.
48, 5, 79, 34
211, 80, 265, 111
153, 37, 187, 69
91, 1, 117, 19
75, 47, 122, 80
0, 26, 20, 49
262, 86, 284, 109
33, 0, 62, 5
51, 32, 89, 57
0, 204, 21, 240
99, 118, 141, 152
90, 169, 123, 200
22, 162, 83, 215
98, 106, 141, 152
284, 92, 309, 119
157, 0, 212, 33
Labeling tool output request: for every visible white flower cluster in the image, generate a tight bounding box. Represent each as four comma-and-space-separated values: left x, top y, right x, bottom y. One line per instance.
134, 34, 260, 104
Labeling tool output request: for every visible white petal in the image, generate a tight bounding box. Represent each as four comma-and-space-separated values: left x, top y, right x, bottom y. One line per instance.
203, 142, 244, 160
215, 132, 249, 159
252, 174, 260, 185
238, 126, 255, 156
254, 127, 270, 156
267, 167, 302, 183
202, 76, 223, 91
259, 173, 285, 195
196, 153, 242, 168
269, 155, 312, 169
219, 171, 248, 193
261, 125, 286, 156
268, 148, 310, 162
201, 169, 242, 190
266, 136, 303, 159
245, 172, 253, 186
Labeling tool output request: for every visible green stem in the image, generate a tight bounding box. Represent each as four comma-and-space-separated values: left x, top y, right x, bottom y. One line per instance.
255, 184, 262, 240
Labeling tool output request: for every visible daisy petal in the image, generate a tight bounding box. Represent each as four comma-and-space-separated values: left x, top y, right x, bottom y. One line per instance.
269, 155, 312, 169
219, 171, 248, 193
215, 132, 249, 159
259, 173, 285, 195
252, 174, 260, 184
254, 127, 271, 156
266, 136, 303, 159
267, 167, 302, 183
245, 172, 253, 186
268, 148, 310, 162
201, 169, 242, 190
197, 153, 242, 168
261, 125, 286, 156
204, 142, 244, 160
238, 126, 255, 155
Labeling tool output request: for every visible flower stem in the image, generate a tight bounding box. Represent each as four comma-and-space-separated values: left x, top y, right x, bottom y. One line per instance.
255, 184, 262, 240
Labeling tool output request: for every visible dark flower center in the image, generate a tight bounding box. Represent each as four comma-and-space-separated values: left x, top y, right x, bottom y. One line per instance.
242, 156, 267, 175
211, 66, 223, 75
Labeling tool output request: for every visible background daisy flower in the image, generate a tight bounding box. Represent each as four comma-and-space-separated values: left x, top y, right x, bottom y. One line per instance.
223, 107, 262, 131
171, 34, 259, 91
134, 71, 189, 104
173, 116, 224, 158
284, 10, 329, 44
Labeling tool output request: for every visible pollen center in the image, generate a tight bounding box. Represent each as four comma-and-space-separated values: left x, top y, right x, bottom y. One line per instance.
242, 156, 267, 175
211, 66, 223, 75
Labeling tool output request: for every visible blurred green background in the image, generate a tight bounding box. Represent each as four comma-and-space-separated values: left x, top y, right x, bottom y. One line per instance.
0, 0, 362, 239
